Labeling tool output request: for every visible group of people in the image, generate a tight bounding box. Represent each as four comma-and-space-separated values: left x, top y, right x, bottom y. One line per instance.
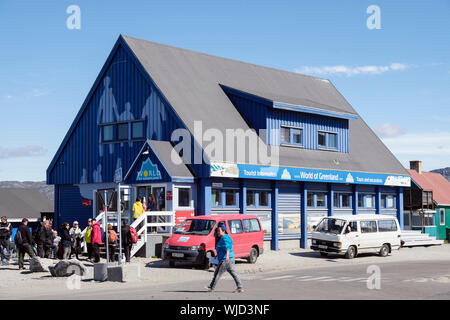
0, 215, 135, 270
83, 218, 134, 263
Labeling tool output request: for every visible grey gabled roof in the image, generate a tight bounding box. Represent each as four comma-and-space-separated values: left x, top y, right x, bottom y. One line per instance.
148, 140, 194, 180
122, 35, 407, 175
0, 188, 53, 219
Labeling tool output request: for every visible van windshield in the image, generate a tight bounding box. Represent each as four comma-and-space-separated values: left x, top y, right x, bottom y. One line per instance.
315, 218, 346, 235
174, 219, 216, 235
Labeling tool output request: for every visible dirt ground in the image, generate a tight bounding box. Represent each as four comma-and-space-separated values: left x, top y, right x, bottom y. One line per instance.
1, 241, 449, 299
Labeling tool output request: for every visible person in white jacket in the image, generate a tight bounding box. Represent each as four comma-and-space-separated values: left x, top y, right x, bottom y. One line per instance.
69, 221, 82, 260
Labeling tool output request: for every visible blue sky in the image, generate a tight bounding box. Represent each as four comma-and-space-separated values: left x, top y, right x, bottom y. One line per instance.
0, 0, 449, 181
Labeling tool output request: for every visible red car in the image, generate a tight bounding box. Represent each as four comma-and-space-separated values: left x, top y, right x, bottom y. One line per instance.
163, 214, 264, 268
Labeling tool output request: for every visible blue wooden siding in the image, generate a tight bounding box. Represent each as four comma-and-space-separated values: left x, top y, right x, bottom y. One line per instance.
223, 92, 269, 137
278, 182, 301, 214
48, 44, 186, 185
267, 109, 349, 152
222, 87, 349, 152
59, 185, 94, 230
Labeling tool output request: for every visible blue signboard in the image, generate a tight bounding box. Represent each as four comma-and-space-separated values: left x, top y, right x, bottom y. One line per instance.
210, 162, 411, 187
137, 158, 162, 181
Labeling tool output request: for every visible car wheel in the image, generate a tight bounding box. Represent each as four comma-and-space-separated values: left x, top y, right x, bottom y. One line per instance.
320, 252, 328, 257
169, 260, 175, 267
379, 244, 389, 257
345, 246, 356, 259
247, 247, 258, 264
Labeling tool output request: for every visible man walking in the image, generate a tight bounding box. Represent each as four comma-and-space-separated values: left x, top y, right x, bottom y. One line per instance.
206, 225, 243, 293
0, 216, 11, 265
16, 218, 35, 270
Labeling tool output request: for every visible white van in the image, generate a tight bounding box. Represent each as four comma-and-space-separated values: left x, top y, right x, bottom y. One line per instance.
310, 214, 402, 259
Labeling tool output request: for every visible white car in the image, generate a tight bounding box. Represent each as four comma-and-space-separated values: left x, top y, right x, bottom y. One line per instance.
310, 214, 402, 259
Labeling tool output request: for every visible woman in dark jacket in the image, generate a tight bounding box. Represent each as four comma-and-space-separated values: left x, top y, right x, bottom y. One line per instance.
61, 223, 72, 260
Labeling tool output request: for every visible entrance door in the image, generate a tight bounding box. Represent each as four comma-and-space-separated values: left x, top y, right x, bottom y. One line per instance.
152, 186, 166, 211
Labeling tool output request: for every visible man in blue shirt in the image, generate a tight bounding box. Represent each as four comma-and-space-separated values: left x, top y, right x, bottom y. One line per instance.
206, 225, 243, 293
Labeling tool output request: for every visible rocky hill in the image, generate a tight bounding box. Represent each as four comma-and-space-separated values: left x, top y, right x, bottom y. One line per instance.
431, 167, 450, 182
0, 181, 54, 201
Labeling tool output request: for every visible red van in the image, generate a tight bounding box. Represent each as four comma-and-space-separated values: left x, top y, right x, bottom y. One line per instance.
163, 214, 264, 269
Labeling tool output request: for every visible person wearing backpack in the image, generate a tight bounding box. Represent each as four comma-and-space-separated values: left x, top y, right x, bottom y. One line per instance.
121, 220, 132, 263
0, 216, 12, 265
16, 218, 35, 270
91, 219, 103, 263
103, 224, 117, 262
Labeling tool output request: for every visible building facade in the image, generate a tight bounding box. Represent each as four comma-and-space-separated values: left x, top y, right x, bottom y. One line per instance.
405, 161, 450, 240
47, 35, 410, 250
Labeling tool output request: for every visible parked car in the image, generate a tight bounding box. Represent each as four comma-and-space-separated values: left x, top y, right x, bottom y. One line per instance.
163, 214, 264, 268
310, 214, 402, 259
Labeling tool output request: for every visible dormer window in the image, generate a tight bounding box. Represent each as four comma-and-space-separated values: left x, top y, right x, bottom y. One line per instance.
281, 126, 303, 146
318, 131, 338, 150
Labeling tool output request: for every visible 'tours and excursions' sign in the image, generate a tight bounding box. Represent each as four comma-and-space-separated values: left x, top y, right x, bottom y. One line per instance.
209, 162, 411, 187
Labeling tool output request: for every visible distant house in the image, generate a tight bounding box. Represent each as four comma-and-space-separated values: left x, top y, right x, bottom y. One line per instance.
404, 161, 450, 240
0, 188, 54, 222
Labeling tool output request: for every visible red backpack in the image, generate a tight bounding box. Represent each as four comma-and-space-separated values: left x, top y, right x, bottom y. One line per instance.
130, 227, 138, 244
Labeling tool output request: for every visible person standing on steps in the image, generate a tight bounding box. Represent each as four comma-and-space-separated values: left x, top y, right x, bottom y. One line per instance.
91, 219, 102, 263
206, 225, 243, 293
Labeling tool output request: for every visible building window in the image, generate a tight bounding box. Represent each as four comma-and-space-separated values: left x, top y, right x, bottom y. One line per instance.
246, 190, 255, 206
246, 190, 270, 208
280, 126, 303, 146
259, 191, 269, 207
178, 188, 191, 207
307, 192, 327, 208
211, 189, 222, 207
103, 125, 114, 142
381, 194, 395, 209
117, 123, 129, 141
132, 121, 145, 139
358, 194, 375, 209
333, 192, 352, 208
212, 189, 239, 208
440, 209, 445, 226
318, 131, 338, 150
225, 190, 237, 206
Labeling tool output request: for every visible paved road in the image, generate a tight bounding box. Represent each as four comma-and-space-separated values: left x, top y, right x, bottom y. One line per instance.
16, 259, 450, 300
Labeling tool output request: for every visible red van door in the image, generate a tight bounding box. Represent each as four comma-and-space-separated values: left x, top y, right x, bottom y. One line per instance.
227, 219, 246, 257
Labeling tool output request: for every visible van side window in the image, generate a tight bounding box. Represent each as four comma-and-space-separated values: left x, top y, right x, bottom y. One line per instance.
347, 221, 357, 232
360, 221, 377, 233
229, 220, 244, 234
243, 219, 261, 232
378, 220, 397, 232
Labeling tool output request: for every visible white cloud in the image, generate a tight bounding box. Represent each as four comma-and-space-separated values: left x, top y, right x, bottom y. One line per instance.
374, 123, 406, 138
381, 132, 450, 170
0, 145, 47, 159
295, 63, 409, 77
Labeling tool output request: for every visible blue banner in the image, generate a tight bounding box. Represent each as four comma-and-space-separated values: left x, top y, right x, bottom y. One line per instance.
210, 162, 410, 187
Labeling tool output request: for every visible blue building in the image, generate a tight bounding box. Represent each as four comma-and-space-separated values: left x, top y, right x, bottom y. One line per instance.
47, 35, 410, 250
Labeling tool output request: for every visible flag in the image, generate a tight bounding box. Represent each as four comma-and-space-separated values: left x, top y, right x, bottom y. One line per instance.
142, 196, 147, 211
